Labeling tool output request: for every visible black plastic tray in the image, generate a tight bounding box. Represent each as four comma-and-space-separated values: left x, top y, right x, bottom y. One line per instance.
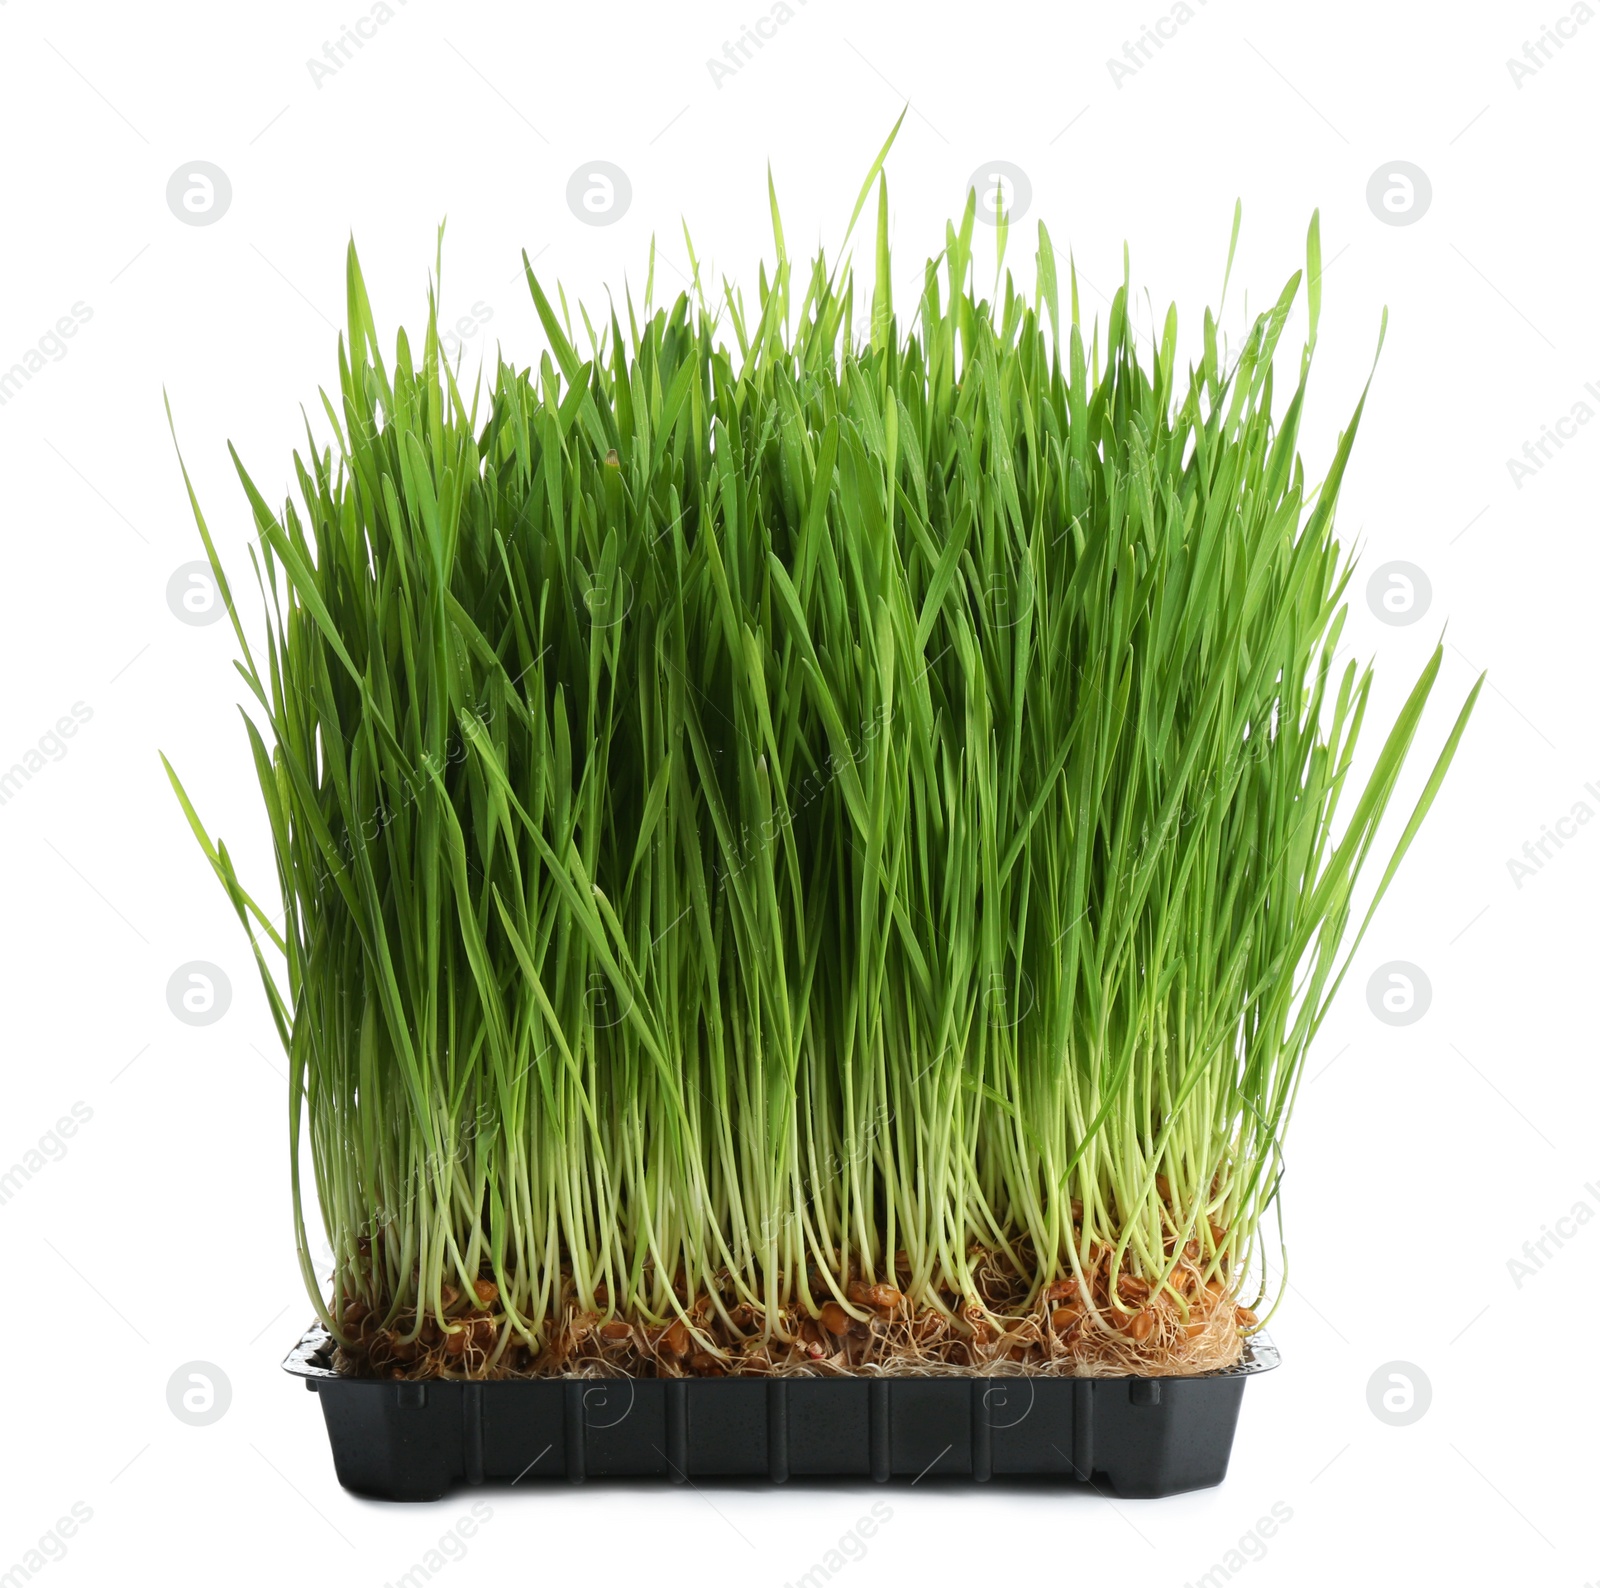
284, 1325, 1277, 1500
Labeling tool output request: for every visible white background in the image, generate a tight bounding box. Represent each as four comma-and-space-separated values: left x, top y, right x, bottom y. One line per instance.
1, 0, 1596, 1583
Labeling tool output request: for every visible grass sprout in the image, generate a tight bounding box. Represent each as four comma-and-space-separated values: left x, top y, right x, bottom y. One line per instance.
165, 150, 1480, 1377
